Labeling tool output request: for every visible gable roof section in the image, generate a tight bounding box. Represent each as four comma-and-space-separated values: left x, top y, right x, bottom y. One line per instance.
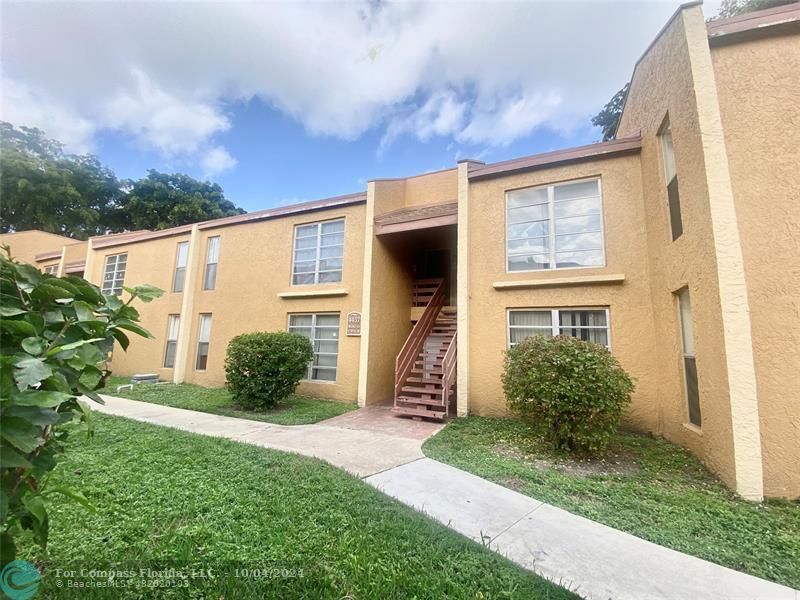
90, 191, 367, 250
467, 135, 642, 181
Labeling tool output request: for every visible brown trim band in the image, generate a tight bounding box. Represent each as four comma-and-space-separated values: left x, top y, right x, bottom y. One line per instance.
468, 135, 641, 181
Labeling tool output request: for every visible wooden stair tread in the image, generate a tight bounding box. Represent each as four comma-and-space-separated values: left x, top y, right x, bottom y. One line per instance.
397, 396, 446, 407
392, 406, 445, 420
401, 386, 443, 396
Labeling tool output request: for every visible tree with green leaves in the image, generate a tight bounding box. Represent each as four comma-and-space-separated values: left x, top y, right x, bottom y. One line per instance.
0, 121, 246, 239
121, 170, 245, 231
0, 249, 162, 562
591, 82, 630, 142
0, 122, 126, 239
710, 0, 795, 20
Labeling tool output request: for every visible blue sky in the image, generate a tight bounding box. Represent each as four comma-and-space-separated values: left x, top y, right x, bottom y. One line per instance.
2, 1, 721, 214
94, 95, 601, 212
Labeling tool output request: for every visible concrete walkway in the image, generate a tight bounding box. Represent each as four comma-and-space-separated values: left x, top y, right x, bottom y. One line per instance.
95, 395, 798, 600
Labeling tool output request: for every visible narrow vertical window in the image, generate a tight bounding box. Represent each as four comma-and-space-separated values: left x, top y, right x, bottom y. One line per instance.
677, 288, 701, 427
163, 315, 180, 368
660, 119, 683, 240
173, 241, 189, 292
102, 253, 127, 295
195, 314, 212, 370
292, 219, 344, 285
288, 313, 340, 381
203, 236, 220, 290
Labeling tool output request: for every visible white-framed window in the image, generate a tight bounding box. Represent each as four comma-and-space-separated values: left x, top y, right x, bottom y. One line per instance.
659, 118, 683, 241
173, 241, 189, 293
676, 288, 701, 427
288, 313, 340, 381
163, 314, 180, 368
43, 264, 59, 275
102, 253, 127, 296
508, 308, 610, 349
203, 236, 220, 290
506, 178, 604, 272
195, 313, 212, 370
292, 219, 344, 285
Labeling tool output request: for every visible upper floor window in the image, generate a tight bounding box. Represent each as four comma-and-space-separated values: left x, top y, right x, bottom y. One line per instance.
508, 308, 610, 349
173, 241, 189, 292
292, 219, 344, 285
506, 178, 604, 272
102, 253, 127, 296
43, 264, 59, 275
203, 236, 220, 290
660, 119, 683, 240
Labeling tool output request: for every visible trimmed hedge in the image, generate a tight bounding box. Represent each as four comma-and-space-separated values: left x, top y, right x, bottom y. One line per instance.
225, 332, 313, 410
502, 335, 634, 453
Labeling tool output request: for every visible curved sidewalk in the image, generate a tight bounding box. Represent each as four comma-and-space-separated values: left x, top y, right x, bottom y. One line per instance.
95, 395, 798, 600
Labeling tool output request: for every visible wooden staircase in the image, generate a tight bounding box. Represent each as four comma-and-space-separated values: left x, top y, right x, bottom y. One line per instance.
393, 279, 456, 420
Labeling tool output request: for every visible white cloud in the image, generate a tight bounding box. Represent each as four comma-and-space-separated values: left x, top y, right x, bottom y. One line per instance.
1, 1, 682, 160
201, 145, 237, 177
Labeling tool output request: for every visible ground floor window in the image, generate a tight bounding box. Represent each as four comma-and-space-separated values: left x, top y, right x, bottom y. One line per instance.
508, 308, 610, 349
676, 288, 701, 427
163, 314, 180, 368
288, 313, 340, 382
195, 313, 212, 370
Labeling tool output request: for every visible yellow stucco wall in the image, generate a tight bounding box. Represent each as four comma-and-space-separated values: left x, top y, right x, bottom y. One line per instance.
403, 168, 458, 207
86, 234, 189, 382
711, 30, 800, 498
0, 230, 72, 265
466, 154, 661, 432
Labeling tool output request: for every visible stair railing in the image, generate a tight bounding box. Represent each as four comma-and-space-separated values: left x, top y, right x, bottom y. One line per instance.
395, 278, 445, 401
440, 331, 457, 417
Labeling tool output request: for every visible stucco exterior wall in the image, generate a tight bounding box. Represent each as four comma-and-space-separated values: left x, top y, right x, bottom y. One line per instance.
403, 168, 458, 207
87, 234, 189, 381
711, 30, 800, 498
181, 204, 366, 402
616, 5, 767, 496
466, 154, 661, 431
0, 230, 72, 264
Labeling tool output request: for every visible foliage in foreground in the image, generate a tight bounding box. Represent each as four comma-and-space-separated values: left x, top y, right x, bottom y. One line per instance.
17, 415, 577, 599
104, 377, 356, 425
503, 335, 634, 453
0, 251, 161, 563
225, 332, 314, 410
423, 416, 800, 589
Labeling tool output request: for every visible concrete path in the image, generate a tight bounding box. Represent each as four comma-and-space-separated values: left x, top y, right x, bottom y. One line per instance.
95, 395, 798, 600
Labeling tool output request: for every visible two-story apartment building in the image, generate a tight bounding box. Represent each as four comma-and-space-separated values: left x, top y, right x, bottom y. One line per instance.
4, 2, 798, 500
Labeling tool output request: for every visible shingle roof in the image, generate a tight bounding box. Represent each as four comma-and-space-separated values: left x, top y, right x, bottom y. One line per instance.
707, 2, 800, 41
374, 201, 458, 225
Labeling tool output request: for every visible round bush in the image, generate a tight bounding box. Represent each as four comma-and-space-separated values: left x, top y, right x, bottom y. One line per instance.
502, 335, 634, 454
225, 332, 313, 410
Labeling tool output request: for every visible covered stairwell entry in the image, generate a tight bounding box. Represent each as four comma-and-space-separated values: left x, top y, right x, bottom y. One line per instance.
393, 279, 456, 420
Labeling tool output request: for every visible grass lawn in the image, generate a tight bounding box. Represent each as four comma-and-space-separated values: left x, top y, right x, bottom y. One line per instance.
423, 416, 800, 589
18, 415, 575, 599
103, 376, 356, 425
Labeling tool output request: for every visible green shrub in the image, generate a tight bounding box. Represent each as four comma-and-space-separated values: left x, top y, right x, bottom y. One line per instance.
502, 335, 634, 454
0, 249, 161, 563
225, 332, 313, 410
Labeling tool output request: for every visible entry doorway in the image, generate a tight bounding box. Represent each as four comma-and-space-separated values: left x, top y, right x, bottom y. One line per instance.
413, 247, 456, 305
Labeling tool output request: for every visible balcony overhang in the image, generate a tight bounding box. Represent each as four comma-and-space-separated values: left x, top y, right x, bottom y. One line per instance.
374, 201, 458, 236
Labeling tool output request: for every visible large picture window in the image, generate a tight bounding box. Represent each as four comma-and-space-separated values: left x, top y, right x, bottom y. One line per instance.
292, 219, 344, 285
288, 313, 340, 381
508, 308, 610, 349
506, 178, 604, 272
102, 253, 127, 296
